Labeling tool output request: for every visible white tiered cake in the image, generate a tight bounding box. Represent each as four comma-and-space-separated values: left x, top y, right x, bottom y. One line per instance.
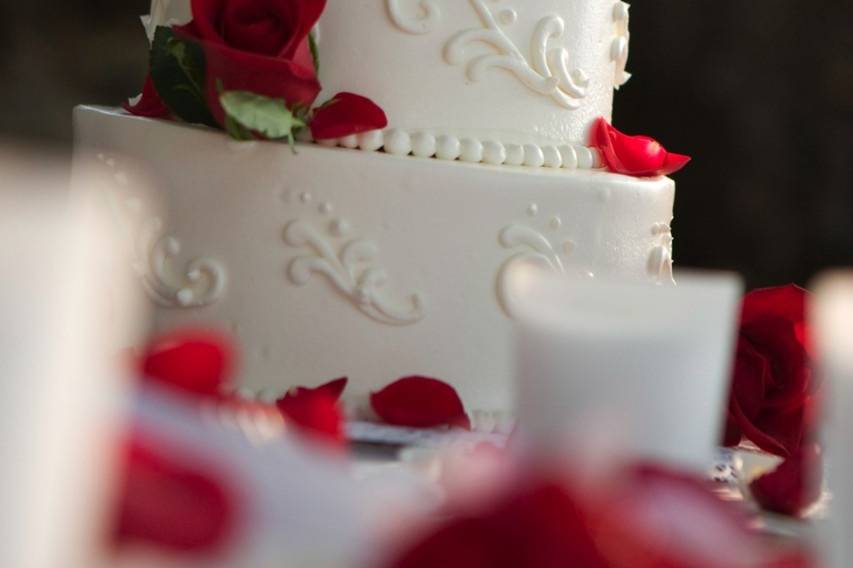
74, 0, 677, 421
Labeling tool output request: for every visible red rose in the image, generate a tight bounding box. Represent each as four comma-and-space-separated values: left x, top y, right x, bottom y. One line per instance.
723, 286, 817, 457
176, 0, 326, 126
591, 118, 690, 177
749, 443, 822, 517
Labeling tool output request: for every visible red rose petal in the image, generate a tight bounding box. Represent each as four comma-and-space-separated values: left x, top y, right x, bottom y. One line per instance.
124, 75, 171, 119
114, 433, 237, 553
371, 377, 470, 430
591, 118, 691, 178
276, 378, 348, 446
310, 92, 388, 140
140, 328, 235, 399
750, 443, 822, 517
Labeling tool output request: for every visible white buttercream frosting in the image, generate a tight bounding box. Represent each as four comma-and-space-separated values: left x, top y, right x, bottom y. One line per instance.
141, 1, 633, 149
74, 106, 673, 416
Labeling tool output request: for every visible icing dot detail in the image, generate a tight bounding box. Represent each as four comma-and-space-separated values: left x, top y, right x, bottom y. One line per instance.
358, 130, 384, 151
549, 216, 563, 230
339, 134, 359, 149
527, 203, 539, 217
559, 145, 579, 169
459, 138, 484, 163
411, 132, 437, 158
329, 218, 351, 238
498, 9, 518, 26
319, 202, 333, 215
299, 192, 312, 204
309, 128, 599, 171
542, 146, 562, 169
577, 147, 598, 169
384, 129, 412, 156
505, 144, 525, 166
436, 135, 461, 161
482, 141, 507, 165
523, 145, 545, 168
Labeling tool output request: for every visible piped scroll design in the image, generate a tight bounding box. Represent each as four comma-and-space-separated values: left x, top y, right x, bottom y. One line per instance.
648, 222, 675, 285
135, 217, 227, 308
98, 153, 226, 309
283, 219, 425, 325
445, 0, 589, 109
387, 0, 441, 34
496, 218, 576, 318
611, 2, 632, 89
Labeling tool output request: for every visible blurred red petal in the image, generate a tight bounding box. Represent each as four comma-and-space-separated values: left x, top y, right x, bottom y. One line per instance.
310, 92, 388, 140
750, 443, 822, 517
124, 75, 171, 119
660, 152, 692, 176
591, 118, 690, 177
276, 378, 347, 446
140, 328, 235, 399
371, 376, 470, 429
114, 433, 237, 554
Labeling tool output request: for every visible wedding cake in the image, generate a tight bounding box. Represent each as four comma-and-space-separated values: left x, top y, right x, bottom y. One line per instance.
73, 0, 686, 423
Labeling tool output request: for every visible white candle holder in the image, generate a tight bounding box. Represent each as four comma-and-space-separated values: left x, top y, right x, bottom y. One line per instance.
0, 159, 139, 568
511, 268, 742, 473
813, 272, 853, 568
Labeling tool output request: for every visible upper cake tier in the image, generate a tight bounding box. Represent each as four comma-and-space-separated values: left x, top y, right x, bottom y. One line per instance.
145, 0, 631, 149
318, 0, 631, 147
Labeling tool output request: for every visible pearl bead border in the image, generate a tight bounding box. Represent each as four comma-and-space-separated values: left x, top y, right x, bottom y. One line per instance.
311, 128, 602, 171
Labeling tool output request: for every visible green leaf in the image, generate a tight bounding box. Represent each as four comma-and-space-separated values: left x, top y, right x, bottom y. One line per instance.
308, 31, 320, 74
219, 90, 306, 144
150, 26, 217, 127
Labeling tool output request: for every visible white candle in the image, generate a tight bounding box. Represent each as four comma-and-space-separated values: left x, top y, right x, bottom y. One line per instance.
512, 269, 742, 473
813, 272, 853, 568
0, 163, 137, 568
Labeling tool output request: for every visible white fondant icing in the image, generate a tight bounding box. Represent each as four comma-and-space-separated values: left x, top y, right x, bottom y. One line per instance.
321, 129, 599, 171
386, 0, 441, 35
74, 106, 674, 416
283, 219, 425, 326
435, 135, 461, 161
496, 221, 572, 318
611, 2, 632, 89
459, 138, 484, 163
648, 222, 676, 285
97, 153, 226, 309
318, 1, 622, 148
444, 0, 589, 110
137, 218, 227, 308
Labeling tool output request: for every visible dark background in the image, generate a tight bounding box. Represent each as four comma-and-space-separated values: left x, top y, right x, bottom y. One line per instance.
1, 1, 850, 290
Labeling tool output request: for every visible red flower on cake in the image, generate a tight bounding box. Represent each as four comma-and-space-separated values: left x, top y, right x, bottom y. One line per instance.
114, 433, 238, 554
140, 328, 235, 399
591, 118, 691, 177
310, 92, 388, 140
276, 377, 348, 446
749, 443, 822, 517
175, 0, 325, 126
124, 75, 171, 119
723, 285, 818, 457
371, 376, 470, 430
